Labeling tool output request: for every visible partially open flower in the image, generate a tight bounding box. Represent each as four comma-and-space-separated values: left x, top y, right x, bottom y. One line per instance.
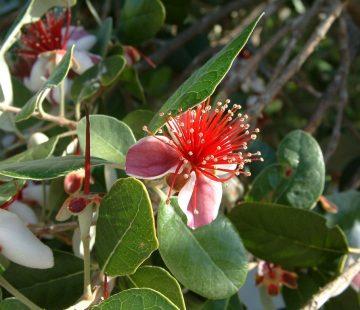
0, 209, 53, 269
125, 98, 262, 229
56, 193, 101, 222
255, 261, 298, 295
17, 9, 100, 104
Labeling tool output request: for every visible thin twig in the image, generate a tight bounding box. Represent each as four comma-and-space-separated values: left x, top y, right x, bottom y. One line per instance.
302, 259, 360, 310
29, 221, 78, 235
271, 0, 326, 80
0, 104, 77, 129
324, 16, 350, 162
249, 0, 344, 118
135, 0, 255, 71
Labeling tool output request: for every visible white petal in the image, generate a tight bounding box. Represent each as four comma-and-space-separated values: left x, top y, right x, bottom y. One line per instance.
73, 51, 95, 74
22, 183, 49, 207
0, 209, 53, 269
49, 78, 72, 104
64, 26, 96, 50
27, 132, 49, 148
8, 201, 38, 225
72, 226, 96, 259
178, 171, 197, 214
25, 57, 47, 91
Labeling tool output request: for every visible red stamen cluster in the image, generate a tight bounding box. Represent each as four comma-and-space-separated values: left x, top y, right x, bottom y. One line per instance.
145, 98, 262, 185
18, 9, 71, 60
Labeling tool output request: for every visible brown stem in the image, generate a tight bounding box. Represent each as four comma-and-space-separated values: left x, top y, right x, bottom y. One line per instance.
0, 104, 77, 129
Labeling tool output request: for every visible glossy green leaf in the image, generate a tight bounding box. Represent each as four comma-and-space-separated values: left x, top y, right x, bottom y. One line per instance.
0, 180, 25, 205
158, 202, 248, 299
118, 0, 166, 44
326, 190, 360, 247
0, 156, 108, 180
1, 136, 59, 164
126, 266, 185, 310
122, 110, 154, 140
0, 298, 28, 310
16, 46, 74, 122
77, 115, 135, 166
276, 130, 325, 208
229, 202, 348, 268
95, 178, 158, 276
92, 288, 178, 309
247, 130, 325, 209
71, 55, 126, 103
3, 251, 83, 309
148, 14, 263, 132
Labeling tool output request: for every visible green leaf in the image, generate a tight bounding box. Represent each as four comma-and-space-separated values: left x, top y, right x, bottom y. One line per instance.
247, 130, 325, 209
1, 137, 59, 164
0, 180, 25, 205
77, 115, 136, 166
0, 156, 108, 180
16, 46, 74, 122
276, 130, 325, 208
122, 110, 154, 140
118, 0, 166, 45
158, 202, 248, 299
126, 266, 185, 310
92, 288, 178, 309
3, 251, 83, 309
0, 298, 28, 310
148, 13, 263, 132
95, 178, 158, 276
93, 17, 113, 57
229, 202, 349, 268
71, 55, 126, 103
325, 190, 360, 247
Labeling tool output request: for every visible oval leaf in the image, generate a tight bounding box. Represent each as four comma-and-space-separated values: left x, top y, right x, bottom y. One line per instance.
247, 130, 325, 209
118, 0, 166, 44
126, 266, 185, 310
148, 13, 263, 132
77, 115, 136, 166
229, 202, 348, 268
158, 202, 248, 299
92, 288, 178, 309
0, 156, 108, 180
95, 178, 158, 276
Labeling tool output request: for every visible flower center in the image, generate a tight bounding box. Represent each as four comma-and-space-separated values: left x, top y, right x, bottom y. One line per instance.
146, 98, 263, 184
18, 9, 71, 60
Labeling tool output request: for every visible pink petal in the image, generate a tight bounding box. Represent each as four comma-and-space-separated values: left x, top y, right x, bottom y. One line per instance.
125, 136, 181, 179
178, 171, 222, 229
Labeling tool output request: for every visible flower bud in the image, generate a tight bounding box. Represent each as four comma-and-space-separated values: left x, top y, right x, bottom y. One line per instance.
64, 169, 85, 194
27, 132, 49, 148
